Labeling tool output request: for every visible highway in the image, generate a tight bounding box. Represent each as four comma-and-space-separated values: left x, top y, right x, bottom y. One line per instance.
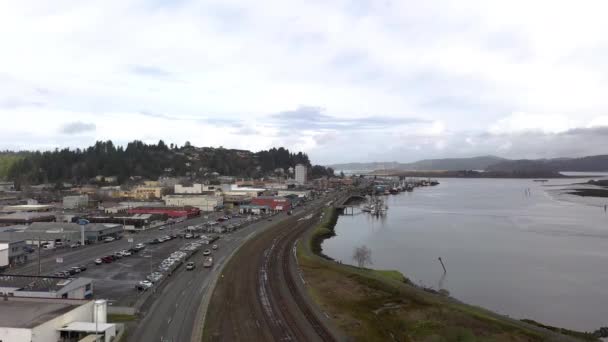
203, 196, 340, 342
129, 206, 312, 342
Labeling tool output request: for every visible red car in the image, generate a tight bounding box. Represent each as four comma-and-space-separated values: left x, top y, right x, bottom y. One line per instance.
101, 256, 113, 263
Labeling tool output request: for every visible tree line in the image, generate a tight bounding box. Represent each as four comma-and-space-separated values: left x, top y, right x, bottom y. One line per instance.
1, 140, 334, 187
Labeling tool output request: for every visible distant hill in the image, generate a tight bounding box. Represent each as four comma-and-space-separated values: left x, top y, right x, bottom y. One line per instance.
398, 156, 506, 171
330, 156, 506, 172
487, 155, 608, 172
1, 141, 334, 187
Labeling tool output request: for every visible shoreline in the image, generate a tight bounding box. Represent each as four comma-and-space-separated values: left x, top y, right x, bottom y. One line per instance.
299, 200, 599, 341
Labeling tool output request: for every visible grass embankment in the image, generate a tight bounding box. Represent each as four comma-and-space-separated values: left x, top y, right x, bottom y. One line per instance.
298, 207, 596, 342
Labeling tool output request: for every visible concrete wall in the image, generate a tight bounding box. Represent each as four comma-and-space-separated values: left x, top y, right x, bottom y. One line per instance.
0, 327, 32, 342
0, 243, 8, 267
108, 306, 136, 315
31, 301, 93, 342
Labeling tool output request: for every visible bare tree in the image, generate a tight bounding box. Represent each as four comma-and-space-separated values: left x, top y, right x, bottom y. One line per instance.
352, 245, 372, 268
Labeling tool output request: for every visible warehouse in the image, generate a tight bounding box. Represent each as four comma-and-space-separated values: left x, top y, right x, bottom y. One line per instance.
0, 275, 93, 299
0, 212, 56, 225
0, 297, 117, 342
250, 196, 292, 212
128, 206, 200, 218
163, 194, 223, 211
0, 237, 27, 268
11, 222, 123, 246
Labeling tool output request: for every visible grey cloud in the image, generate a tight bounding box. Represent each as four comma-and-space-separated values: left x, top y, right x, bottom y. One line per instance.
60, 121, 96, 135
272, 106, 428, 131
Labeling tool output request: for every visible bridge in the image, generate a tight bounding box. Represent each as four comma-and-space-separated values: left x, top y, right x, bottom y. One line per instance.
335, 192, 366, 215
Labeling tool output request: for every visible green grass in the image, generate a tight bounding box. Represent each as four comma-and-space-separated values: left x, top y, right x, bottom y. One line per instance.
297, 206, 594, 342
108, 313, 137, 323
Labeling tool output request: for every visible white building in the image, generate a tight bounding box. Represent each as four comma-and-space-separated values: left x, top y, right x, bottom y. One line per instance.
163, 194, 223, 211
277, 189, 312, 199
295, 164, 308, 185
175, 183, 203, 194
0, 275, 94, 299
0, 298, 117, 342
63, 195, 89, 209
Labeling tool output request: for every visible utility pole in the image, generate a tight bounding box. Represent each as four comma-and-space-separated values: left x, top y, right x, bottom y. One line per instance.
438, 257, 447, 273
37, 235, 41, 276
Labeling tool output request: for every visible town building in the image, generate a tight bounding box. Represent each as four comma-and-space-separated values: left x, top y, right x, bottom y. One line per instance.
163, 194, 223, 211
0, 275, 94, 299
250, 196, 292, 212
131, 185, 164, 199
295, 164, 308, 185
3, 204, 55, 213
277, 189, 312, 199
0, 297, 117, 342
86, 214, 164, 231
175, 183, 203, 194
0, 238, 27, 268
0, 212, 56, 225
127, 206, 200, 218
0, 222, 123, 246
63, 195, 89, 209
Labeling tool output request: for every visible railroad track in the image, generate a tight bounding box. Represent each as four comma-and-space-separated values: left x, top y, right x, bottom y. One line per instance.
204, 200, 340, 342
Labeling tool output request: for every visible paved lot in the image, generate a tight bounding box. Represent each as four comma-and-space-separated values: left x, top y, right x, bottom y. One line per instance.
4, 212, 255, 307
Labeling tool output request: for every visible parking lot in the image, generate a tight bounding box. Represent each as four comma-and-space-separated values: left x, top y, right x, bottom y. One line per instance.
4, 210, 278, 307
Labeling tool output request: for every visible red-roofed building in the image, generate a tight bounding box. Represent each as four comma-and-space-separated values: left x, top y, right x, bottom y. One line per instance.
250, 196, 291, 212
127, 206, 200, 218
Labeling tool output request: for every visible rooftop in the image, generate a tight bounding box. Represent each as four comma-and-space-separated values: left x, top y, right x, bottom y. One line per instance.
0, 298, 81, 328
0, 275, 92, 292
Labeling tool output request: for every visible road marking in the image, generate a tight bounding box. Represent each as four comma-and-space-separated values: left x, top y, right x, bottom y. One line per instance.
167, 317, 172, 324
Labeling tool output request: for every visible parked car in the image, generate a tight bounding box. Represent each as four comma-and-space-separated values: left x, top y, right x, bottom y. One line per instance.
23, 246, 35, 253
78, 265, 87, 271
203, 249, 211, 256
185, 233, 193, 239
136, 280, 153, 291
95, 258, 103, 265
212, 244, 218, 250
101, 256, 113, 263
186, 262, 195, 270
159, 226, 165, 230
71, 266, 83, 273
69, 242, 80, 248
134, 243, 145, 250
104, 237, 115, 243
120, 250, 132, 256
66, 269, 77, 275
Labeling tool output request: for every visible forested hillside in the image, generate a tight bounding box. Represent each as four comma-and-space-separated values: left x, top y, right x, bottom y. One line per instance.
2, 141, 334, 186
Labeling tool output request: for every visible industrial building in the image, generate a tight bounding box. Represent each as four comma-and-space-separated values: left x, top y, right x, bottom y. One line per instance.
0, 297, 117, 342
0, 275, 93, 299
3, 204, 55, 212
0, 238, 27, 268
0, 212, 56, 225
0, 222, 124, 246
295, 164, 307, 184
250, 196, 292, 212
86, 213, 163, 231
163, 194, 223, 211
127, 206, 200, 218
62, 195, 89, 209
277, 189, 312, 199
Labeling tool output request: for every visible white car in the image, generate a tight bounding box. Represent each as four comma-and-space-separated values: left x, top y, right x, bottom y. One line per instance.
203, 249, 211, 256
212, 244, 218, 250
121, 250, 132, 256
104, 237, 115, 243
138, 280, 153, 289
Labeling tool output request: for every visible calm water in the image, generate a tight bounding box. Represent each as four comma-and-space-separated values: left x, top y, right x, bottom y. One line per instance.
323, 177, 608, 331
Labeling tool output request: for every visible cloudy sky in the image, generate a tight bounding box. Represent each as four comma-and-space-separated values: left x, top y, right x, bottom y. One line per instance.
1, 0, 608, 164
